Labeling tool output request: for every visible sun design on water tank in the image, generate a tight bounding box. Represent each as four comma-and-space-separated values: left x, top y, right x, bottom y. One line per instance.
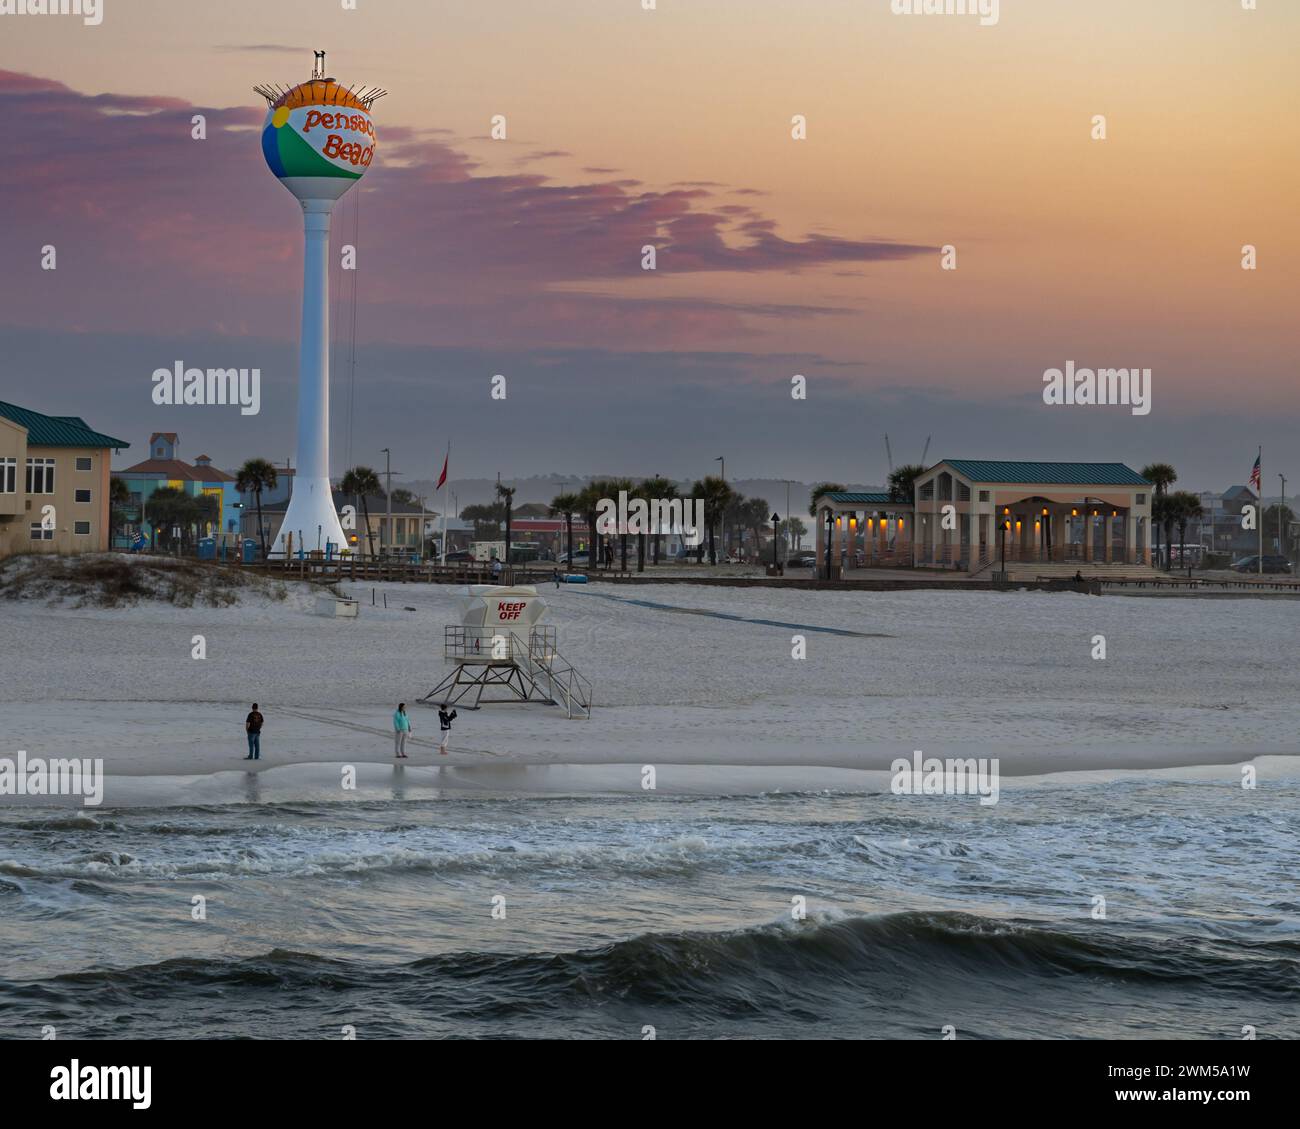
260, 80, 378, 181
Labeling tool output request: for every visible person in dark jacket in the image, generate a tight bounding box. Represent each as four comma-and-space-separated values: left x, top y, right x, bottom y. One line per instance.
244, 703, 264, 760
437, 707, 457, 755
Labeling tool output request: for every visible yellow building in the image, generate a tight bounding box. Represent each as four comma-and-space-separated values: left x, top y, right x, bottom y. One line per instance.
0, 401, 130, 559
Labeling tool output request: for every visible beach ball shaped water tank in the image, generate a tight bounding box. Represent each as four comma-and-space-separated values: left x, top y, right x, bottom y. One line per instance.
261, 80, 377, 200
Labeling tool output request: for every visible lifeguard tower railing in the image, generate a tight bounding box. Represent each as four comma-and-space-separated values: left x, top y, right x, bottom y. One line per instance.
425, 625, 592, 719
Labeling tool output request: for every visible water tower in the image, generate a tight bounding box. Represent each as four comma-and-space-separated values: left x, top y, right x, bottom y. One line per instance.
254, 53, 386, 557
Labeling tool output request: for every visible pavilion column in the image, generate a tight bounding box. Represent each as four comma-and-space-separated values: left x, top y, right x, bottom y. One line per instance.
1052, 513, 1064, 562
1084, 512, 1093, 562
816, 507, 825, 569
1105, 514, 1113, 563
832, 511, 843, 573
1127, 513, 1138, 565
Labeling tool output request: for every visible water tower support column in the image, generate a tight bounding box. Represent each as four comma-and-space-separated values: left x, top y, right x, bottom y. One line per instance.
274, 198, 346, 556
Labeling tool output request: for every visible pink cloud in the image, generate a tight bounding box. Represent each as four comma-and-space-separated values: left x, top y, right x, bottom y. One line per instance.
0, 69, 931, 350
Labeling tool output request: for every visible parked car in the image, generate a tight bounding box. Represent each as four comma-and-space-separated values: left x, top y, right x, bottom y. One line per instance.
443, 549, 474, 563
786, 554, 816, 568
558, 552, 590, 566
1231, 555, 1292, 574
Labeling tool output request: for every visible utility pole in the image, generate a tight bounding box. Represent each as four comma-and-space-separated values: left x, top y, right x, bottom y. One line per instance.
1280, 473, 1288, 561
714, 455, 725, 563
382, 448, 392, 557
784, 479, 793, 554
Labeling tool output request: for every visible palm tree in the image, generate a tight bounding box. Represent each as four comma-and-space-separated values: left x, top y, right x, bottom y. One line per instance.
1168, 491, 1204, 575
108, 476, 130, 548
807, 482, 847, 517
887, 464, 926, 504
549, 491, 581, 565
602, 477, 634, 570
146, 486, 186, 552
495, 481, 517, 566
807, 483, 846, 566
740, 496, 772, 562
692, 476, 734, 565
781, 515, 807, 552
235, 458, 279, 558
340, 466, 381, 557
630, 480, 652, 573
577, 480, 608, 569
638, 475, 678, 565
1141, 462, 1177, 568
146, 487, 217, 553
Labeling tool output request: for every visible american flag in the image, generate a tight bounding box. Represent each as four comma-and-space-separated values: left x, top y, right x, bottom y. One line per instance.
1250, 453, 1261, 492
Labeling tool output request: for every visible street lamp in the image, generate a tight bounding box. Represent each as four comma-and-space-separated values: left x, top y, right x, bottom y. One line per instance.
715, 456, 725, 561
771, 512, 780, 570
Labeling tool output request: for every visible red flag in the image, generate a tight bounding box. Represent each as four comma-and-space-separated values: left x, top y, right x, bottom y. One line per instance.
436, 447, 448, 490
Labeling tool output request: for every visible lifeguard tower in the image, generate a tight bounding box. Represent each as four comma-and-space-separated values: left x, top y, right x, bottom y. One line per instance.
417, 585, 592, 719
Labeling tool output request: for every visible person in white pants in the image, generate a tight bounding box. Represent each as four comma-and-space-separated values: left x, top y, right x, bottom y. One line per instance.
437, 707, 457, 755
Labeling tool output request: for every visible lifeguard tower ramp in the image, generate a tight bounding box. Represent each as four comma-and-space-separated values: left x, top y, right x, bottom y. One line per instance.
417, 585, 592, 719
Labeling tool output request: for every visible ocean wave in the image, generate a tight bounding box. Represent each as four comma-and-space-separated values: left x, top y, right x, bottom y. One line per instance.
18, 911, 1298, 1013
0, 835, 736, 883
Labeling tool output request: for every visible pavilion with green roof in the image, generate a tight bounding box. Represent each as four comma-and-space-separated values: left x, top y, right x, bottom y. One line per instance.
815, 459, 1154, 576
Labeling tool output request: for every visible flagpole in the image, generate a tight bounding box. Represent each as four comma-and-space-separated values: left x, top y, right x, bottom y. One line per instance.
1258, 446, 1264, 575
440, 441, 450, 564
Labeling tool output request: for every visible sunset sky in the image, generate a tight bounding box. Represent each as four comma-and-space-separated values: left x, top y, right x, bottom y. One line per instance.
1, 0, 1296, 490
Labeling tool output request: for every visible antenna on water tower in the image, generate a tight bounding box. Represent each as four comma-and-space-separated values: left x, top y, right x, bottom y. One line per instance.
313, 51, 326, 81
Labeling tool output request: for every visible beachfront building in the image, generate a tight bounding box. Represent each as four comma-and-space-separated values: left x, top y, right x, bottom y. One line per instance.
0, 401, 130, 559
253, 490, 438, 557
115, 433, 242, 548
815, 460, 1153, 575
813, 491, 913, 571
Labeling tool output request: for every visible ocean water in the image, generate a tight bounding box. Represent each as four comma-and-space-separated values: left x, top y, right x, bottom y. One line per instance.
1, 772, 1297, 1040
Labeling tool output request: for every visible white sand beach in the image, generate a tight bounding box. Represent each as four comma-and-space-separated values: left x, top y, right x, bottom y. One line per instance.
3, 569, 1299, 795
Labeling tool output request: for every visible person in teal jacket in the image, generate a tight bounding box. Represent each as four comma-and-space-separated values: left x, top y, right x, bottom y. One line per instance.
393, 703, 412, 758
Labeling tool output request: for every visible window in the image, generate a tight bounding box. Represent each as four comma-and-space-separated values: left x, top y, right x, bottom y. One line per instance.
978, 490, 989, 502
74, 521, 91, 536
29, 523, 53, 541
1137, 493, 1146, 505
76, 457, 92, 471
919, 481, 934, 501
957, 482, 971, 502
75, 489, 92, 503
0, 457, 14, 493
26, 458, 55, 494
